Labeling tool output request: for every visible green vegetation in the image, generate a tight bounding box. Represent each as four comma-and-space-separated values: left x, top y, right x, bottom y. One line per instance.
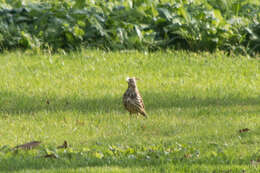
0, 50, 260, 172
0, 0, 259, 54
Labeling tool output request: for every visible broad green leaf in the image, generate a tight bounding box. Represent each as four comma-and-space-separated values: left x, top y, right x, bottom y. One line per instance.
73, 0, 86, 9
179, 6, 190, 23
74, 25, 85, 38
94, 152, 104, 159
135, 25, 143, 40
213, 9, 223, 26
157, 8, 172, 21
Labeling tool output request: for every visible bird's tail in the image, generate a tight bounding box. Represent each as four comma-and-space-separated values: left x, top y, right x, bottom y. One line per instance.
141, 111, 148, 118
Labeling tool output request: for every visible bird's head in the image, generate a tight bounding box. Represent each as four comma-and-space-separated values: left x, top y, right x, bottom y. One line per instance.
126, 77, 138, 88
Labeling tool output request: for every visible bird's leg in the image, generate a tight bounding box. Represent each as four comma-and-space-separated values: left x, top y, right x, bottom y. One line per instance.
129, 112, 133, 119
136, 113, 140, 119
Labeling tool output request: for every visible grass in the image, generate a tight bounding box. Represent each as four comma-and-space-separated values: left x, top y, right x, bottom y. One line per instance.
0, 50, 260, 172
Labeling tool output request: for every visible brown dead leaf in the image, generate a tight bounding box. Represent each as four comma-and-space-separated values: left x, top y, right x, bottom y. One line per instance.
15, 141, 41, 150
76, 120, 84, 126
46, 100, 50, 105
44, 153, 57, 159
63, 117, 67, 123
57, 140, 68, 149
255, 157, 260, 163
184, 153, 192, 159
251, 160, 260, 167
239, 128, 250, 133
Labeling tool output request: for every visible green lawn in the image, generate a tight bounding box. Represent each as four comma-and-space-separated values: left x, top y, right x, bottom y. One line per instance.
0, 50, 260, 172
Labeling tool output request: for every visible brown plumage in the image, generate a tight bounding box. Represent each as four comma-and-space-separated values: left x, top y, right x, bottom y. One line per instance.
123, 77, 147, 118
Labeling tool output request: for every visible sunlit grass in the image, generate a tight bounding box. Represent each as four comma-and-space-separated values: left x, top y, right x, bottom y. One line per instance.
0, 50, 260, 172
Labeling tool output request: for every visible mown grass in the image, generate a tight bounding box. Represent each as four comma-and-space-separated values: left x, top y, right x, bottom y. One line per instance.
0, 50, 260, 172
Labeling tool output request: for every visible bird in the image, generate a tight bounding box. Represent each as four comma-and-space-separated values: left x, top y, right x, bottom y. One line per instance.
123, 77, 147, 118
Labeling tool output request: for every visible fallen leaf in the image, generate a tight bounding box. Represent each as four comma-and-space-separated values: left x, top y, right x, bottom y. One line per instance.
184, 153, 192, 158
208, 142, 218, 146
44, 153, 58, 159
76, 120, 84, 126
15, 141, 41, 150
256, 157, 260, 162
57, 140, 68, 149
239, 128, 250, 133
63, 117, 67, 123
251, 160, 260, 166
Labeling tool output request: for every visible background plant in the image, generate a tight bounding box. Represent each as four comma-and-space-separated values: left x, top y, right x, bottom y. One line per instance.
0, 0, 259, 54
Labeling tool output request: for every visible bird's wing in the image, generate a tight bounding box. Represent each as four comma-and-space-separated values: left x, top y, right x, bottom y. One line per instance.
131, 94, 145, 111
123, 92, 129, 109
134, 90, 145, 109
139, 95, 145, 109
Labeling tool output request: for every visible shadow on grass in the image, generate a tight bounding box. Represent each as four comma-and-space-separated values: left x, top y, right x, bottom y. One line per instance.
0, 90, 123, 115
0, 155, 158, 172
144, 92, 260, 109
0, 90, 260, 115
0, 152, 251, 172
